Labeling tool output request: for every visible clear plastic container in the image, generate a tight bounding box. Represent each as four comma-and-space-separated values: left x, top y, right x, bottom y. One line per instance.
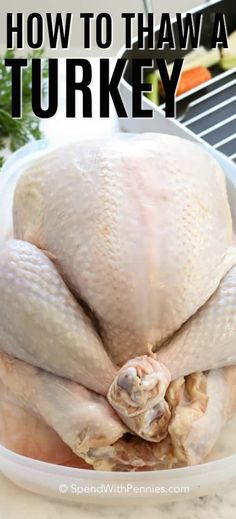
0, 139, 236, 505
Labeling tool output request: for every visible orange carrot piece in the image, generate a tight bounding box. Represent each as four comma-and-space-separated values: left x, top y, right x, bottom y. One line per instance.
160, 66, 212, 98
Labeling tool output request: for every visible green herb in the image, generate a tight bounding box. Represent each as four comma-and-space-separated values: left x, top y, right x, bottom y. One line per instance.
0, 49, 48, 167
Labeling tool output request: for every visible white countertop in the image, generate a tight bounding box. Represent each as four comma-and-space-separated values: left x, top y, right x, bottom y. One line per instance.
0, 472, 236, 519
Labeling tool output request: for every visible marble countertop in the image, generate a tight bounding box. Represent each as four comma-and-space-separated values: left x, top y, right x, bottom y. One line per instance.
0, 472, 235, 519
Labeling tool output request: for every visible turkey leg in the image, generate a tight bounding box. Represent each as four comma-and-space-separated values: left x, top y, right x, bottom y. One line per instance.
0, 381, 91, 468
0, 351, 126, 456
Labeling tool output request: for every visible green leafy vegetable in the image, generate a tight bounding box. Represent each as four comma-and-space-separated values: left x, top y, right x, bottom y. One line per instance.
145, 72, 159, 106
0, 49, 48, 167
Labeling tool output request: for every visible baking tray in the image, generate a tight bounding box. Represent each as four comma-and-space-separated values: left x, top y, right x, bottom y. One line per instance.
119, 0, 236, 163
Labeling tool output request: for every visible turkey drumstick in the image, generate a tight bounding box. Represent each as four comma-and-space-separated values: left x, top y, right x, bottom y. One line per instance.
0, 351, 126, 457
167, 366, 236, 466
0, 382, 91, 468
1, 351, 236, 470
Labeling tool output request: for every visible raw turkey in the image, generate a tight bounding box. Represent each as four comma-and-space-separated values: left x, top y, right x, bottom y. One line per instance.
0, 133, 235, 469
13, 134, 235, 366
